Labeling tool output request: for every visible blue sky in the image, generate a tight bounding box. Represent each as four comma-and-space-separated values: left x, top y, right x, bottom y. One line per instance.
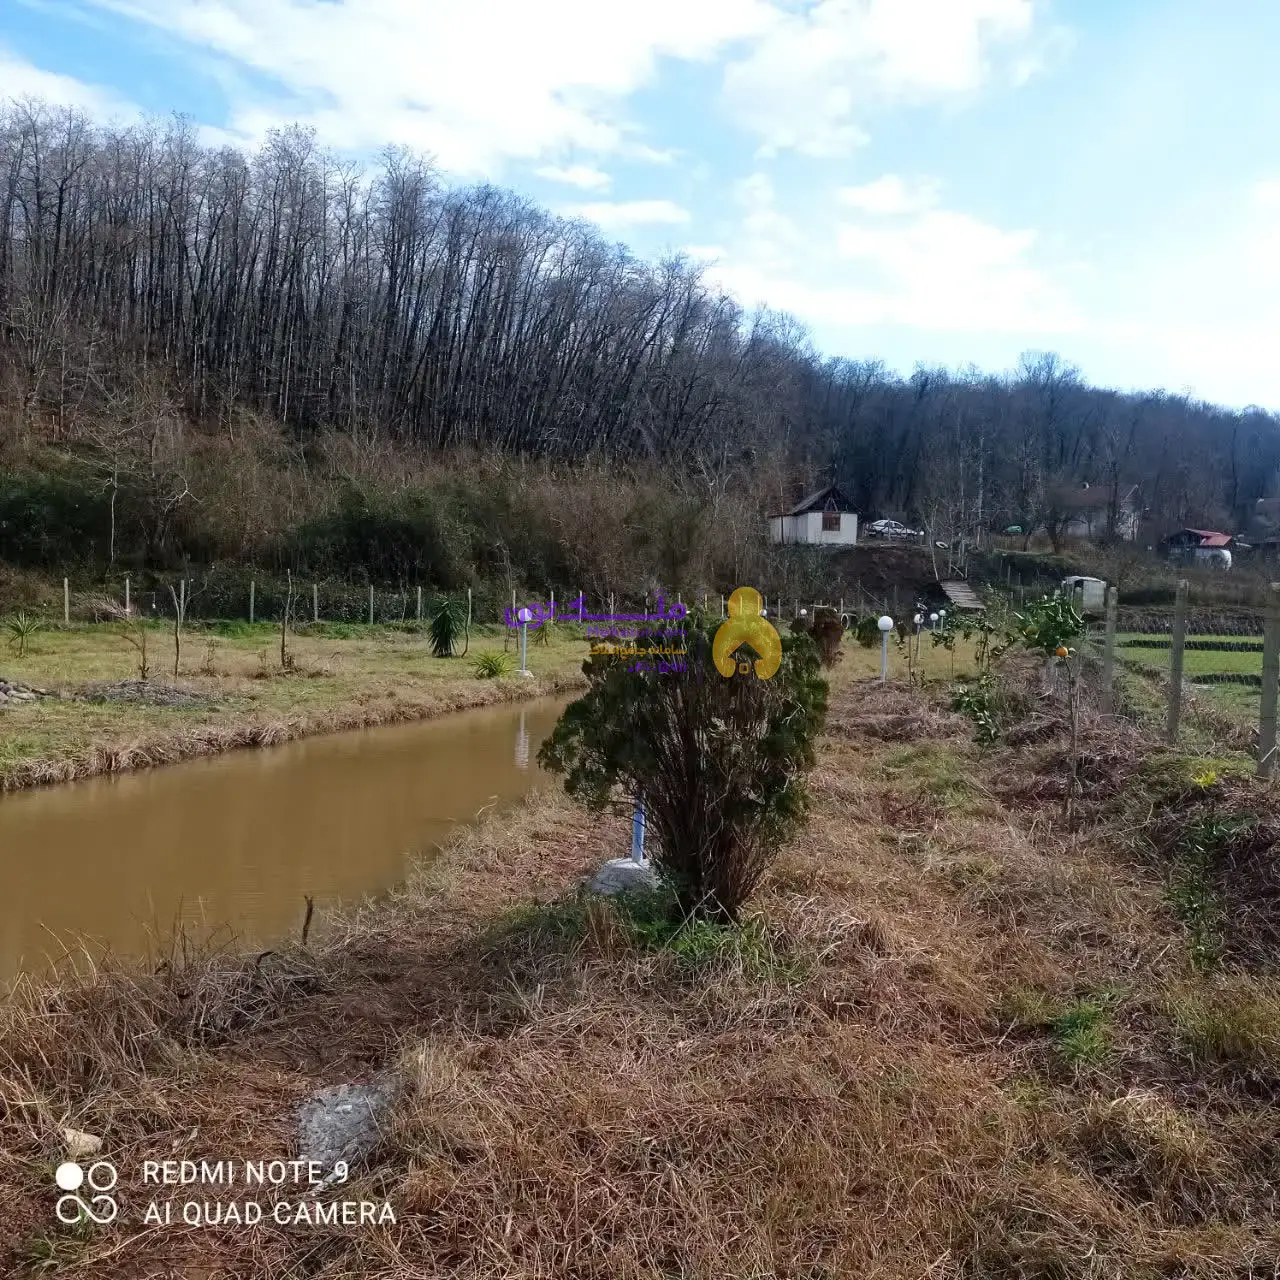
5, 0, 1280, 410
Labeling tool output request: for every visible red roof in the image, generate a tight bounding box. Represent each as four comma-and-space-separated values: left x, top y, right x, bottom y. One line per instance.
1183, 529, 1233, 547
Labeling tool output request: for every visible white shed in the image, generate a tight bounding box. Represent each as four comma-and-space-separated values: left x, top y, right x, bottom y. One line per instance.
769, 485, 859, 547
1062, 575, 1107, 613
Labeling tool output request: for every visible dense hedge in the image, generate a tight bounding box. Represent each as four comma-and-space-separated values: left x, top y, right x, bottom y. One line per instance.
1121, 638, 1264, 652
0, 470, 118, 569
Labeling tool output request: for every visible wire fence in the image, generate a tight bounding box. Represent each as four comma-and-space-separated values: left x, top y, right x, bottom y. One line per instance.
1067, 578, 1280, 776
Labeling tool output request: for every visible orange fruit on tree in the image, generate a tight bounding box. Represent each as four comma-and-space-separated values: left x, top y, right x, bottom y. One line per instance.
1054, 645, 1069, 657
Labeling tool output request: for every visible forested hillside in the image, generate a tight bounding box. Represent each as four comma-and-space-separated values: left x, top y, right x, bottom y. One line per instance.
2, 101, 1279, 588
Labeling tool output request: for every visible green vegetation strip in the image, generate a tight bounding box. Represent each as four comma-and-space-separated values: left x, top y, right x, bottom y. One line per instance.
1121, 637, 1264, 652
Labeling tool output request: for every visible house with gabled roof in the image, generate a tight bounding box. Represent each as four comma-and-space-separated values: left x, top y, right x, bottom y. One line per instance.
768, 484, 858, 546
1056, 482, 1142, 542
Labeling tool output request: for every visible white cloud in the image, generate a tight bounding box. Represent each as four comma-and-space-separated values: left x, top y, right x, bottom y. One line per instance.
534, 164, 613, 191
832, 208, 1076, 331
837, 175, 939, 215
702, 175, 1080, 336
0, 45, 138, 118
564, 199, 691, 230
77, 0, 776, 172
722, 0, 1042, 157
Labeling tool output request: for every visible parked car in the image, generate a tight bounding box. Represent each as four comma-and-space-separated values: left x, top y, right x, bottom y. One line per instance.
866, 519, 922, 539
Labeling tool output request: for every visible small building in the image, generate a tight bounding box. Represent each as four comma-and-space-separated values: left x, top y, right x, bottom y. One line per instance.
1056, 483, 1142, 542
1161, 528, 1236, 570
1062, 575, 1107, 614
769, 485, 858, 547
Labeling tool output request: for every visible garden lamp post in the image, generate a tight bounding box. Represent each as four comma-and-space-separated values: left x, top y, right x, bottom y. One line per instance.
878, 614, 894, 683
913, 612, 923, 661
929, 611, 939, 631
517, 606, 533, 677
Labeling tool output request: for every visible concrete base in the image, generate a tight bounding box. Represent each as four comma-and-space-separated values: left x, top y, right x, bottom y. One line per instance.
589, 857, 660, 896
516, 669, 535, 679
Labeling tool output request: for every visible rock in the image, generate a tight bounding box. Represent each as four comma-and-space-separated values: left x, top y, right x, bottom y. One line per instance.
0, 677, 52, 705
296, 1071, 401, 1181
63, 1127, 102, 1159
76, 680, 204, 707
588, 857, 660, 896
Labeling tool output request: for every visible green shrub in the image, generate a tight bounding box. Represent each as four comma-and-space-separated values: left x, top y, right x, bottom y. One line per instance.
0, 469, 117, 569
293, 485, 471, 586
471, 650, 515, 679
854, 616, 880, 648
4, 612, 43, 657
951, 675, 1000, 744
428, 596, 468, 657
539, 624, 828, 922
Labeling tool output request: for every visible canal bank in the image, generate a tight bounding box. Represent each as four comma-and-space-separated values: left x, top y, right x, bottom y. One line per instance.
0, 622, 589, 793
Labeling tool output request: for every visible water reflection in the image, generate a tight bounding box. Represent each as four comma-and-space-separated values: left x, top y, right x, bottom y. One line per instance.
515, 708, 530, 769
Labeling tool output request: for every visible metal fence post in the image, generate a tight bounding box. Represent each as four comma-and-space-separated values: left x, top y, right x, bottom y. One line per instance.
416, 585, 422, 622
1101, 585, 1118, 714
63, 577, 70, 625
249, 578, 255, 624
1259, 583, 1280, 778
1166, 579, 1188, 745
368, 583, 375, 626
124, 575, 130, 616
313, 583, 319, 624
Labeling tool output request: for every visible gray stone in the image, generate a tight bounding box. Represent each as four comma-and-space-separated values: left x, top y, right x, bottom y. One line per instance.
76, 680, 204, 707
588, 856, 660, 896
296, 1070, 401, 1183
0, 678, 52, 706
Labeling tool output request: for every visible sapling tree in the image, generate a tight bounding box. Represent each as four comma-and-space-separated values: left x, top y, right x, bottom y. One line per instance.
92, 597, 151, 679
943, 606, 1018, 743
539, 622, 828, 922
1016, 595, 1087, 815
280, 569, 295, 671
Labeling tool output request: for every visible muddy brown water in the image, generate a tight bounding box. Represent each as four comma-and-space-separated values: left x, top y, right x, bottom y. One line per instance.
0, 697, 568, 984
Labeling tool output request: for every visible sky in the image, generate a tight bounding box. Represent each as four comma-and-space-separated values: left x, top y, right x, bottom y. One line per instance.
4, 0, 1280, 411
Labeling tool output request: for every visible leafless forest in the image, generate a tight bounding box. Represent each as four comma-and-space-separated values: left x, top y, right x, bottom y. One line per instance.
2, 102, 1279, 585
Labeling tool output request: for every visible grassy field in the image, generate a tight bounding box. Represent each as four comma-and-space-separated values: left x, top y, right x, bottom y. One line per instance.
2, 655, 1278, 1276
1115, 634, 1268, 741
0, 621, 977, 791
0, 620, 597, 790
1118, 634, 1265, 678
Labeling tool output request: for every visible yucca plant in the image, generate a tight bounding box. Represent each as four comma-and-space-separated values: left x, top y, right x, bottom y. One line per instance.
428, 597, 468, 658
471, 650, 514, 679
5, 612, 43, 657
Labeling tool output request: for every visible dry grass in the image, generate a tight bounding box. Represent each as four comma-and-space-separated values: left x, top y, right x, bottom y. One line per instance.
2, 658, 1279, 1276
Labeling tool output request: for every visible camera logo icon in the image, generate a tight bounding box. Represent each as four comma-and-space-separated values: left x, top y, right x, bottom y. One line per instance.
55, 1159, 118, 1224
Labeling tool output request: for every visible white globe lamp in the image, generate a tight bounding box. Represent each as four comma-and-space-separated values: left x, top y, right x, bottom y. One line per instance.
877, 615, 894, 683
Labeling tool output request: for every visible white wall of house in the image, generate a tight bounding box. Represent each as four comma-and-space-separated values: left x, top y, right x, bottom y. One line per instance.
769, 511, 858, 545
1062, 507, 1139, 542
